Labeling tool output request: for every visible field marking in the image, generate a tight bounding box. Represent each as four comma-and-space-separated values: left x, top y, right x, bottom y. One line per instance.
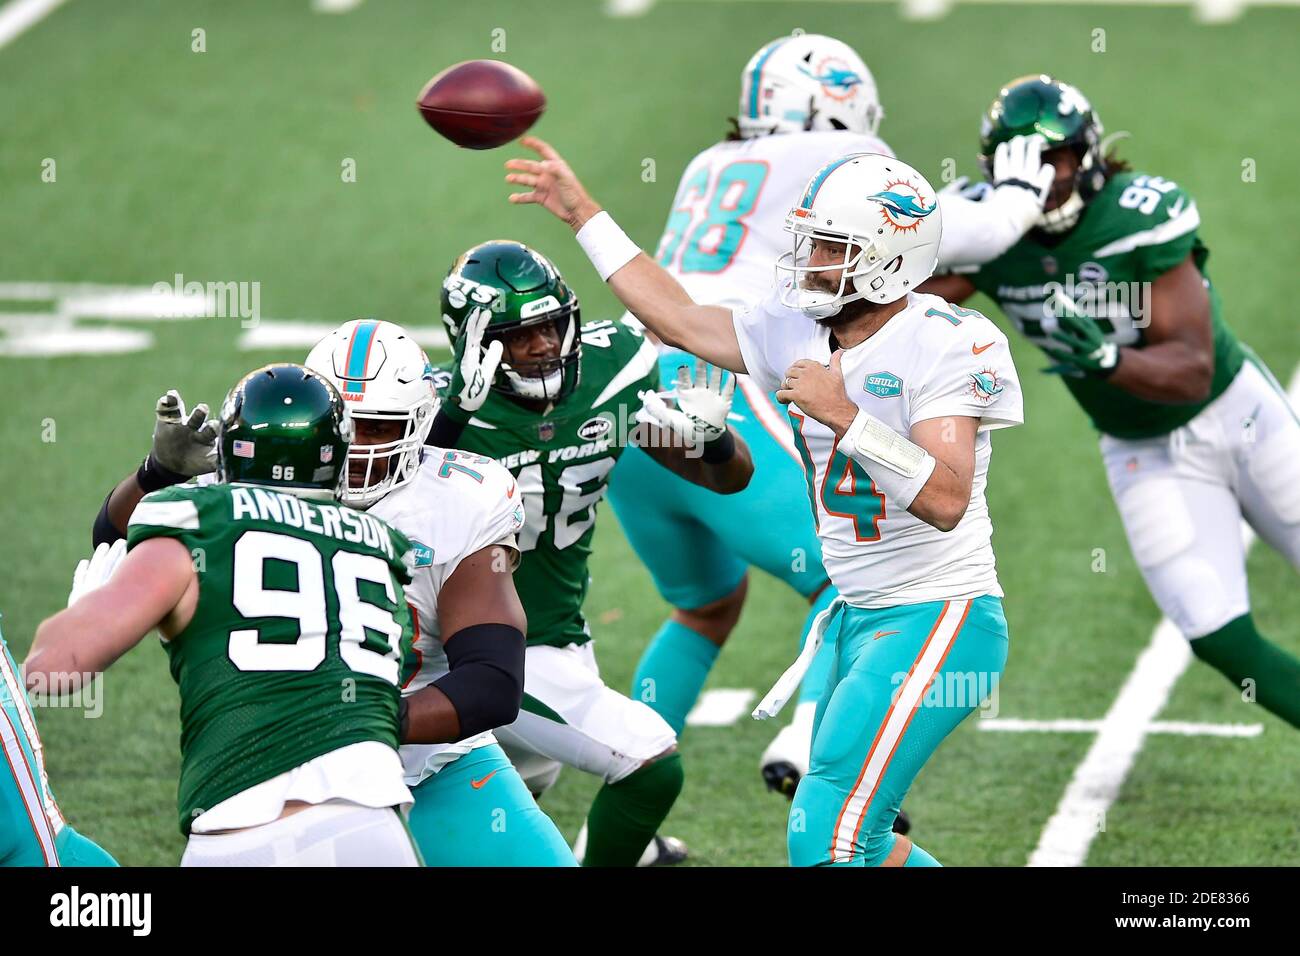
687, 688, 757, 727
238, 321, 447, 351
0, 281, 449, 355
0, 0, 68, 50
982, 717, 1263, 738
619, 0, 1300, 24
606, 0, 657, 15
1024, 364, 1300, 867
311, 0, 364, 13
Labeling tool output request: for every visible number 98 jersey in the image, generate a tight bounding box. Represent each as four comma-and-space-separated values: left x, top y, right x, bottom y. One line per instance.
656, 130, 891, 311
435, 319, 660, 648
127, 481, 415, 834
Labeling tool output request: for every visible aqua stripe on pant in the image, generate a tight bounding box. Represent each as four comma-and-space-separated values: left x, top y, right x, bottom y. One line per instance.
1, 624, 115, 867
788, 596, 1008, 867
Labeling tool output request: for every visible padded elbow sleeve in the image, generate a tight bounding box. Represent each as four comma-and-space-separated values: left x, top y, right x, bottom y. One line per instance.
433, 622, 526, 738
92, 491, 125, 548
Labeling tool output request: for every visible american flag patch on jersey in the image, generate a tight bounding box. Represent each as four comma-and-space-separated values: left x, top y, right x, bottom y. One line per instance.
233, 440, 255, 458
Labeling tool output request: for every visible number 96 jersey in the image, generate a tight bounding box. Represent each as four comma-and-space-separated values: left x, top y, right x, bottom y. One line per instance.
733, 287, 1024, 608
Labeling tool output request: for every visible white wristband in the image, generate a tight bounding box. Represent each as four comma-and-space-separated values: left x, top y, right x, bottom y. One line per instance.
576, 210, 641, 282
842, 409, 937, 511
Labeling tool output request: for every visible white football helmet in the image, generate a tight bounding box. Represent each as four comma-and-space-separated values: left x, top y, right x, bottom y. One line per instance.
305, 319, 436, 509
776, 153, 942, 318
738, 33, 883, 139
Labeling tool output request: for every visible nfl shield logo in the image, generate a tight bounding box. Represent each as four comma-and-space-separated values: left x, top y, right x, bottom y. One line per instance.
233, 440, 255, 459
320, 445, 334, 463
538, 421, 555, 441
1041, 256, 1058, 276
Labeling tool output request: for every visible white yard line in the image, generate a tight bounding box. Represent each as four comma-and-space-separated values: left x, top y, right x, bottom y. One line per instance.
0, 0, 68, 51
686, 688, 757, 727
628, 0, 1300, 24
982, 717, 1263, 737
238, 321, 447, 351
1024, 364, 1300, 867
310, 0, 364, 13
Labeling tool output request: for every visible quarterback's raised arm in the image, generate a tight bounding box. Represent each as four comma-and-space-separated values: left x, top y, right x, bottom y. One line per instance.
505, 136, 745, 373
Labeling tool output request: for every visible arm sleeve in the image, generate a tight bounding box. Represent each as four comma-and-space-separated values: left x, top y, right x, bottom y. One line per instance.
936, 186, 1040, 269
909, 327, 1024, 432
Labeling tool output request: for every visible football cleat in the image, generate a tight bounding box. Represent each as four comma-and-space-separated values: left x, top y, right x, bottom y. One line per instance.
760, 702, 814, 799
639, 834, 690, 868
762, 760, 801, 798
572, 824, 691, 867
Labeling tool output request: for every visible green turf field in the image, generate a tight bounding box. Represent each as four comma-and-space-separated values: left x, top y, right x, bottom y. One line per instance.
1, 0, 1297, 866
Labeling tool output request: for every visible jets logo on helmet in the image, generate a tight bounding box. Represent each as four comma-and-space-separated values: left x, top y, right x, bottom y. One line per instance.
777, 153, 942, 318
869, 181, 936, 234
979, 75, 1107, 233
440, 240, 582, 403
305, 319, 436, 509
738, 33, 882, 139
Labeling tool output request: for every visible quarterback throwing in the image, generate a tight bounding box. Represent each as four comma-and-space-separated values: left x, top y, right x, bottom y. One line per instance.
505, 138, 1023, 866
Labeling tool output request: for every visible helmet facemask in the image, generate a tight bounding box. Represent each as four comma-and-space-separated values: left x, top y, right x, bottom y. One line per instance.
775, 219, 889, 319
342, 404, 433, 509
488, 304, 581, 403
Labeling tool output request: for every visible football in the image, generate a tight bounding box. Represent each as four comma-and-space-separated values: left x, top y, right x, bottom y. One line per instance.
416, 59, 546, 149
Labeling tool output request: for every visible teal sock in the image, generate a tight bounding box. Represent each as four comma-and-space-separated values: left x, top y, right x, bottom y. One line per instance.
1191, 613, 1300, 728
903, 842, 941, 867
584, 753, 685, 867
796, 585, 839, 708
631, 620, 720, 735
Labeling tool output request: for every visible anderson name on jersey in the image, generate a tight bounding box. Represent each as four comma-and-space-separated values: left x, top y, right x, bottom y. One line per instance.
733, 287, 1024, 607
127, 481, 416, 834
368, 448, 526, 785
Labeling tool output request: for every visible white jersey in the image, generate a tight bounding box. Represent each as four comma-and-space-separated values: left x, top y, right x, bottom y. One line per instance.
656, 130, 892, 312
369, 447, 526, 785
655, 131, 1027, 319
733, 288, 1024, 607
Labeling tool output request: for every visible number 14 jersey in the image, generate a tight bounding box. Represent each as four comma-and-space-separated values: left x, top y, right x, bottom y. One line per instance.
733, 288, 1024, 608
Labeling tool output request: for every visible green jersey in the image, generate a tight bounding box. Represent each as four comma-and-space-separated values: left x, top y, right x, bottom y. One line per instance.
436, 319, 660, 647
969, 170, 1245, 439
127, 482, 415, 834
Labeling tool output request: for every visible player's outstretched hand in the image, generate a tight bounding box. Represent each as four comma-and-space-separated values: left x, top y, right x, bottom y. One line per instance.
68, 539, 127, 608
776, 353, 860, 436
637, 358, 736, 446
449, 306, 504, 415
993, 134, 1055, 206
505, 136, 603, 231
153, 389, 217, 476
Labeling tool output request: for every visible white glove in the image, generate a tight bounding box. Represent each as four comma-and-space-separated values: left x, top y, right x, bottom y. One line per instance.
449, 306, 505, 415
992, 133, 1055, 206
153, 389, 217, 476
68, 540, 127, 607
637, 359, 735, 445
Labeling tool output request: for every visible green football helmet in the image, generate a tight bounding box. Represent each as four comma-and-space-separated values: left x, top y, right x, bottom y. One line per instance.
440, 240, 581, 403
979, 74, 1107, 233
216, 363, 354, 501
